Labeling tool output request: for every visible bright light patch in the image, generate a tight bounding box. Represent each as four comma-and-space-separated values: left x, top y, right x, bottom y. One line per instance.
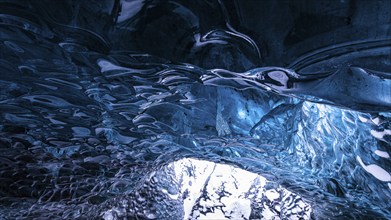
102, 158, 313, 219
357, 156, 391, 182
374, 150, 390, 159
238, 109, 246, 119
172, 158, 312, 219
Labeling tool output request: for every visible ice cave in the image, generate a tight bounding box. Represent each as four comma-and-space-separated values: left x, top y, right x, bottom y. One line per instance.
0, 0, 390, 219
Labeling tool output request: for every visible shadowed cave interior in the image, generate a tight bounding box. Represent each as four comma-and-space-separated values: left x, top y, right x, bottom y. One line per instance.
0, 0, 390, 219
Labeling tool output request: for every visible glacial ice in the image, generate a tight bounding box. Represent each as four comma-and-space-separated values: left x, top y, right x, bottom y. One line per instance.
0, 0, 390, 219
101, 158, 312, 220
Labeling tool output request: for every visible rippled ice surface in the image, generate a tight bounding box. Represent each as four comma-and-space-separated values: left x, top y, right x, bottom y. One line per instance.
0, 1, 390, 219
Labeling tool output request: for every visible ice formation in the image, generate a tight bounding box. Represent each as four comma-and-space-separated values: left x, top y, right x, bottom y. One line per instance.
0, 0, 390, 219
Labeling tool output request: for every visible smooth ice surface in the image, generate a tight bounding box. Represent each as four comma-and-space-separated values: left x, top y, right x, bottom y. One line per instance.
0, 0, 390, 219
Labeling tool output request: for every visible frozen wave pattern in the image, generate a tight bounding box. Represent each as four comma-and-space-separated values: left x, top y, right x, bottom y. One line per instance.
202, 40, 391, 113
0, 0, 390, 219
